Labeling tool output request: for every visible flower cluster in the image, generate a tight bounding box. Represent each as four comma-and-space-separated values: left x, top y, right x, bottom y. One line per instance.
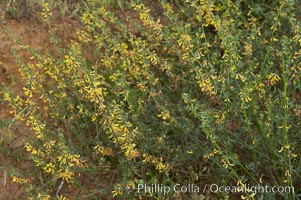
2, 0, 301, 199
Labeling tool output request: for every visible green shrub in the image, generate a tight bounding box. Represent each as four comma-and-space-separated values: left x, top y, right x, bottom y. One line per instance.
4, 0, 301, 199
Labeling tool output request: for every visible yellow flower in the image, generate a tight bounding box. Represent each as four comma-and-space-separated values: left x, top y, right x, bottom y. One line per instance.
267, 73, 281, 86
24, 142, 33, 152
58, 168, 74, 182
57, 195, 68, 200
112, 190, 123, 197
23, 87, 33, 98
235, 74, 247, 82
221, 157, 234, 168
4, 92, 10, 101
198, 78, 217, 96
43, 141, 55, 153
155, 158, 167, 173
241, 193, 256, 199
158, 109, 170, 120
82, 13, 94, 25
11, 175, 30, 184
94, 145, 114, 156
43, 162, 55, 174
37, 193, 51, 200
204, 148, 219, 162
41, 2, 52, 21
239, 91, 252, 103
243, 43, 253, 55
187, 150, 193, 154
243, 95, 252, 103
112, 184, 123, 197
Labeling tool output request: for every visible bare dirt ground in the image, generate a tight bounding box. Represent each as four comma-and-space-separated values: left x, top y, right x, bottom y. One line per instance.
0, 15, 78, 199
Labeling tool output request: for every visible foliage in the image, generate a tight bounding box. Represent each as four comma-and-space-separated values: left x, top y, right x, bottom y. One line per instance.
1, 0, 301, 199
0, 0, 81, 20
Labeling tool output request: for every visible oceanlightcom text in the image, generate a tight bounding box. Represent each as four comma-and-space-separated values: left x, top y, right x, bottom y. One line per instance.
136, 183, 294, 195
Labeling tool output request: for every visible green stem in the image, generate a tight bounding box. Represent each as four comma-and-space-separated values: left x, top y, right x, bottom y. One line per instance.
281, 53, 293, 199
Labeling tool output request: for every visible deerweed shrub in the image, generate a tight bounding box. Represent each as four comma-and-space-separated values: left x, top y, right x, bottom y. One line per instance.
3, 0, 301, 199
